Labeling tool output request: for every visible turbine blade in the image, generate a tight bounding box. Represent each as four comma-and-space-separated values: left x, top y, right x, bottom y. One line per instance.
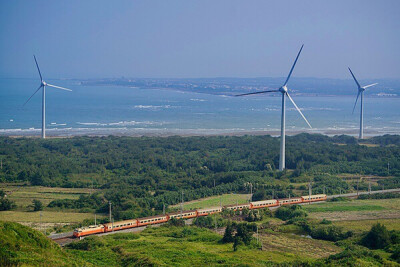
283, 44, 304, 86
46, 83, 72, 91
286, 92, 312, 128
34, 55, 43, 81
348, 67, 360, 88
235, 90, 279, 97
363, 83, 378, 89
23, 85, 43, 106
352, 91, 361, 114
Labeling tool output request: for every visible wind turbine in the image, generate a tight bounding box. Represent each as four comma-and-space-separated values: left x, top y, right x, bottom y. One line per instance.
23, 55, 72, 139
236, 45, 312, 171
348, 68, 378, 139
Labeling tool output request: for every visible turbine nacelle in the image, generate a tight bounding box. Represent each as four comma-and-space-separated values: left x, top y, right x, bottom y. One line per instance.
41, 81, 47, 86
279, 86, 288, 94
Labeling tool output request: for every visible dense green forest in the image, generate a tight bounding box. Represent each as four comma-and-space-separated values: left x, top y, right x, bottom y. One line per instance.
0, 134, 399, 219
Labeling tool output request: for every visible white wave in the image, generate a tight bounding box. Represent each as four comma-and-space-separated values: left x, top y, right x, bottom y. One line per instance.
77, 122, 108, 126
287, 107, 340, 112
190, 98, 206, 102
77, 120, 166, 127
50, 123, 67, 126
133, 105, 174, 110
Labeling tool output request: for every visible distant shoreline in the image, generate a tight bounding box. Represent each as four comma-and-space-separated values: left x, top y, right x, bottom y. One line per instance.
0, 127, 396, 138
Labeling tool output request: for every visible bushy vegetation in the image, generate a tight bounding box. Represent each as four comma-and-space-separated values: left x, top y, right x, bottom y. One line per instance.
358, 191, 400, 200
0, 221, 86, 266
275, 205, 307, 221
323, 245, 386, 266
1, 134, 399, 220
32, 199, 43, 211
0, 196, 17, 211
361, 223, 399, 250
220, 222, 258, 251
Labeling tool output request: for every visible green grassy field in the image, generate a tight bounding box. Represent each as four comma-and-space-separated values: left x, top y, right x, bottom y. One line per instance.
0, 210, 102, 223
0, 184, 95, 208
260, 232, 341, 259
333, 218, 400, 233
171, 193, 251, 210
0, 221, 89, 266
305, 198, 400, 221
65, 225, 343, 266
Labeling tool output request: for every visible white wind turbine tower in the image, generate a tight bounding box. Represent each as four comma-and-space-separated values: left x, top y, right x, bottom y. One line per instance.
23, 55, 72, 139
348, 68, 378, 139
236, 45, 312, 171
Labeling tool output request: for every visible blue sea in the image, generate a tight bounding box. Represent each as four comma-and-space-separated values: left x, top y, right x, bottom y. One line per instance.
0, 78, 399, 137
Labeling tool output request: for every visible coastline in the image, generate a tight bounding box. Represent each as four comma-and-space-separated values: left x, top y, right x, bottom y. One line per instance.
0, 127, 397, 138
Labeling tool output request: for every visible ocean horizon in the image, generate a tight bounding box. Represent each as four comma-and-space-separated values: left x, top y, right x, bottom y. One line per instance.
1, 78, 399, 137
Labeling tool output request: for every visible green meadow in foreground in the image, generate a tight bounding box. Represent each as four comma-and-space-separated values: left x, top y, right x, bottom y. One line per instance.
2, 218, 400, 266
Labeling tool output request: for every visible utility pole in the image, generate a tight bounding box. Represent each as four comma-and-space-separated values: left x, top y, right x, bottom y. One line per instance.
95, 213, 97, 225
40, 211, 42, 234
163, 203, 165, 215
339, 188, 341, 196
323, 186, 326, 195
250, 183, 253, 202
180, 191, 184, 218
220, 195, 222, 209
308, 182, 312, 204
368, 182, 371, 194
357, 180, 359, 196
109, 202, 112, 223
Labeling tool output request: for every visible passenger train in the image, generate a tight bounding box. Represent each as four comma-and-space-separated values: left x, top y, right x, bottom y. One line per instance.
73, 194, 326, 238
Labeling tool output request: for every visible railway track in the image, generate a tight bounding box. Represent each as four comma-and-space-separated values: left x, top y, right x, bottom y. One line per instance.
50, 188, 400, 246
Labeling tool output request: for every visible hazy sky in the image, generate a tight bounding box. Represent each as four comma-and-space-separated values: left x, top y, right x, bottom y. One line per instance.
0, 0, 399, 79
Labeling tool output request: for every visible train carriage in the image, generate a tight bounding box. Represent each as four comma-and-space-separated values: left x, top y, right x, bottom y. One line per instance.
197, 207, 222, 216
250, 199, 279, 209
103, 218, 138, 232
73, 224, 105, 237
301, 194, 327, 203
278, 197, 302, 206
168, 210, 197, 220
225, 203, 251, 211
137, 215, 168, 227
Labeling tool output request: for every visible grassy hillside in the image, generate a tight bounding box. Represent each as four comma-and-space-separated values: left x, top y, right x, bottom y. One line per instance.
0, 221, 88, 266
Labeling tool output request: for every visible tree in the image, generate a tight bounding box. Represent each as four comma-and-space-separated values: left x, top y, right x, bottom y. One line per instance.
362, 223, 391, 249
0, 198, 16, 211
235, 223, 253, 246
33, 199, 43, 211
222, 222, 235, 243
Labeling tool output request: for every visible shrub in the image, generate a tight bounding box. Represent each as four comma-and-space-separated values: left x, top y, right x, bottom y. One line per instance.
389, 244, 400, 263
167, 217, 185, 227
361, 223, 391, 249
221, 222, 235, 243
0, 197, 16, 211
310, 225, 353, 242
66, 236, 105, 251
33, 200, 43, 211
275, 205, 307, 221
